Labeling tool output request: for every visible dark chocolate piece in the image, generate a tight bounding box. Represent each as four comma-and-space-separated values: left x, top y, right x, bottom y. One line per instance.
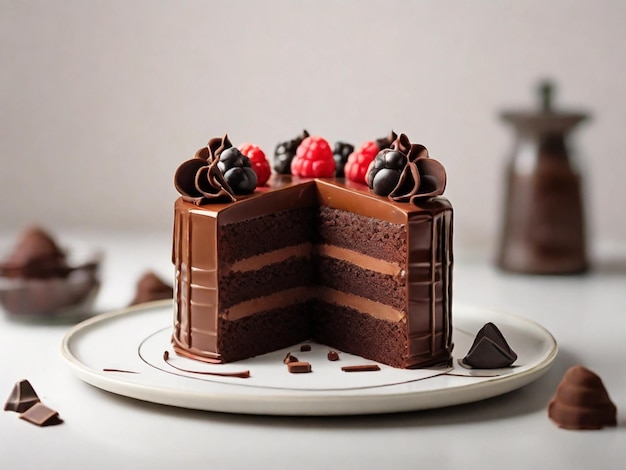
548, 365, 617, 430
341, 364, 381, 372
287, 361, 312, 373
4, 379, 40, 413
19, 402, 63, 426
130, 271, 174, 306
299, 344, 312, 352
283, 353, 298, 364
327, 350, 339, 361
462, 322, 517, 369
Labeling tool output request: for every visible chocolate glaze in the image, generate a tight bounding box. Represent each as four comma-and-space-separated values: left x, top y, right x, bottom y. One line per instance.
548, 365, 617, 430
172, 175, 453, 369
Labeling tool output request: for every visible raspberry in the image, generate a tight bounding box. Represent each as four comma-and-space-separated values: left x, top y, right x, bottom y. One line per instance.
290, 136, 335, 178
217, 147, 257, 194
333, 141, 354, 177
344, 140, 379, 184
238, 143, 271, 186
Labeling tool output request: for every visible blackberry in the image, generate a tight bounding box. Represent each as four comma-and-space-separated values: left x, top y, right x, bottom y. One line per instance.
218, 148, 257, 194
332, 141, 354, 177
366, 149, 408, 196
273, 130, 310, 174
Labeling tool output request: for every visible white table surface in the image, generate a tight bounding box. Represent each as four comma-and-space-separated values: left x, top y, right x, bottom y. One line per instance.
1, 231, 624, 470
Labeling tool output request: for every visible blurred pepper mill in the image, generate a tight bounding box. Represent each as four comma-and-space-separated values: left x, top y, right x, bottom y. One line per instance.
497, 81, 589, 274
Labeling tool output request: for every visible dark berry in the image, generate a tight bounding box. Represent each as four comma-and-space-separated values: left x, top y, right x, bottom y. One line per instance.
333, 141, 354, 177
366, 149, 408, 196
273, 130, 310, 174
217, 147, 257, 194
238, 143, 271, 186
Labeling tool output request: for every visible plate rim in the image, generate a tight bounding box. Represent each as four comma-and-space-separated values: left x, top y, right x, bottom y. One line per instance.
61, 300, 558, 415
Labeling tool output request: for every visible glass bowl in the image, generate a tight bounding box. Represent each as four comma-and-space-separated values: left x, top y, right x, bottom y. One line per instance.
0, 243, 103, 321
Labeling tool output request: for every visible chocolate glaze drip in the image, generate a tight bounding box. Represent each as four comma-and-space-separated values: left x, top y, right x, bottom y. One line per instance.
174, 135, 237, 204
388, 134, 447, 203
548, 366, 617, 430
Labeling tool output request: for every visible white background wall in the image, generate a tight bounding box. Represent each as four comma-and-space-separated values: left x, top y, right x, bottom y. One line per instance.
2, 0, 625, 252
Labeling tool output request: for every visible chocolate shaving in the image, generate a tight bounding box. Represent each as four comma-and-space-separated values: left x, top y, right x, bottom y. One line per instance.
287, 361, 312, 374
163, 351, 250, 378
102, 368, 139, 374
327, 351, 340, 361
341, 364, 381, 372
299, 344, 312, 352
174, 134, 237, 204
462, 322, 517, 369
386, 133, 446, 203
4, 379, 40, 413
19, 402, 63, 427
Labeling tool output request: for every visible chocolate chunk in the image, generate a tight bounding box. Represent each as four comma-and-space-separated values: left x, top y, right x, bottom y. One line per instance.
283, 353, 298, 364
299, 344, 311, 352
327, 351, 339, 361
130, 271, 174, 306
1, 227, 68, 278
341, 364, 381, 372
548, 366, 617, 430
462, 322, 517, 369
287, 361, 312, 373
4, 379, 40, 413
19, 402, 63, 426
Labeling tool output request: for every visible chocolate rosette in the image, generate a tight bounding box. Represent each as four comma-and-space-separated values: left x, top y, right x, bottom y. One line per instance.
366, 133, 447, 204
174, 135, 238, 204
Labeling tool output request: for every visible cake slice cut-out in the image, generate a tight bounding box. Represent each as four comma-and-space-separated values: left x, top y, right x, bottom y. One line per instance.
461, 322, 517, 369
4, 379, 40, 413
548, 365, 617, 430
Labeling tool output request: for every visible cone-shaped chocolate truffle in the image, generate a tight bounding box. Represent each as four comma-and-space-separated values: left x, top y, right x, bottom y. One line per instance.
130, 271, 174, 306
548, 366, 617, 430
1, 227, 68, 278
462, 322, 517, 368
4, 379, 40, 413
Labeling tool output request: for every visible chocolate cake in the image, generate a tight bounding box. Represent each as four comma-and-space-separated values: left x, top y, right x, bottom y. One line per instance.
171, 133, 453, 369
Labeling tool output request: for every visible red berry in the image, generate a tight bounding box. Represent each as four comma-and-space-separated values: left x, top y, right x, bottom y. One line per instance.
290, 136, 335, 178
238, 143, 271, 186
344, 140, 379, 184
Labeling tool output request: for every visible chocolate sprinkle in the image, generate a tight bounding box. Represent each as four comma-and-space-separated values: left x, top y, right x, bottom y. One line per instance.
287, 361, 312, 374
327, 351, 340, 361
341, 364, 381, 372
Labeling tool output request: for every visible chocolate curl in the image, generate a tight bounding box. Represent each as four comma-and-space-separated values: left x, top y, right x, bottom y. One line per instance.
174, 135, 237, 204
376, 130, 398, 150
391, 133, 412, 154
389, 160, 421, 201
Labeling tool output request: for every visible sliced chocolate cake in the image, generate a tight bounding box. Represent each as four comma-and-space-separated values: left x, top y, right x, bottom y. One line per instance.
171, 133, 453, 369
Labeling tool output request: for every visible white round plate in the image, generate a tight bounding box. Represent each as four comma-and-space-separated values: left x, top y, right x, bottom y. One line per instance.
61, 301, 557, 416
